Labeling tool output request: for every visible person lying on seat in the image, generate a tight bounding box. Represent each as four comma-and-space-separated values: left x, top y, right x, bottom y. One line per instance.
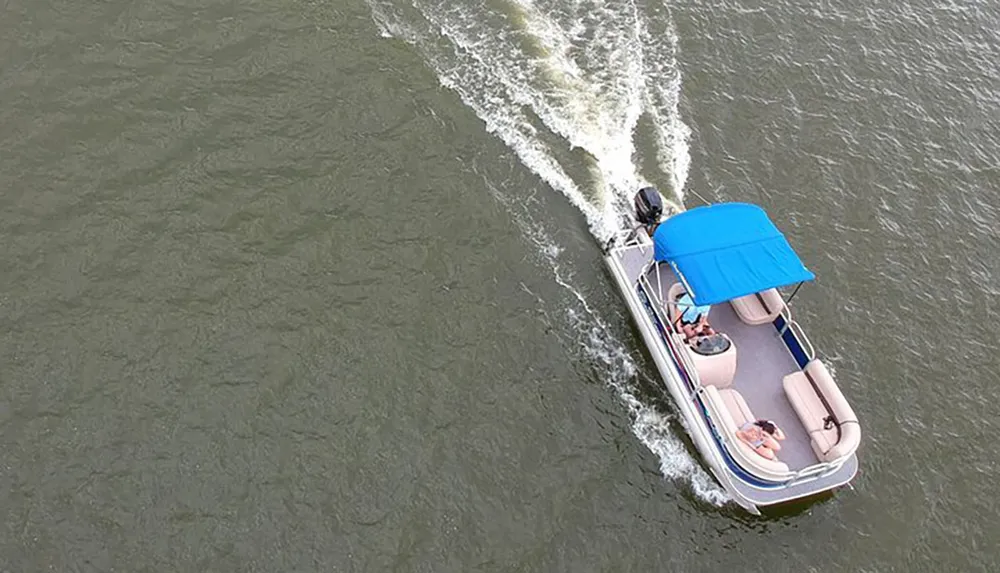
736, 419, 786, 460
674, 292, 716, 342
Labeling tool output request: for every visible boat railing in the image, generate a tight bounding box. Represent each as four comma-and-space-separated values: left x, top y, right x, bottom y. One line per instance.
778, 303, 793, 329
636, 271, 704, 393
675, 337, 704, 395
608, 227, 653, 256
788, 447, 857, 485
634, 230, 653, 256
782, 318, 816, 362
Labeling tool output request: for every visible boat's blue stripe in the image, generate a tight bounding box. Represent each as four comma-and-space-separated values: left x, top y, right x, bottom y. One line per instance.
773, 315, 810, 368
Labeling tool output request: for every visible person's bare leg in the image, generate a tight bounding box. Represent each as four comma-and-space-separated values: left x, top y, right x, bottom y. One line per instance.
756, 446, 776, 460
681, 323, 697, 340
698, 318, 715, 336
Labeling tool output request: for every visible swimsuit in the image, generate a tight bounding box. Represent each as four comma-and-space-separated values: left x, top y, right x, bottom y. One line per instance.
739, 422, 767, 448
676, 293, 710, 324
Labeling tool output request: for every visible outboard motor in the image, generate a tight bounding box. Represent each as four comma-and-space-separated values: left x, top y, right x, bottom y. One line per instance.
633, 187, 664, 234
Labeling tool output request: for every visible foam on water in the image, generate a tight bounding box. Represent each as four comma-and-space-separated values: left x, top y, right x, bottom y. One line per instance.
366, 0, 727, 505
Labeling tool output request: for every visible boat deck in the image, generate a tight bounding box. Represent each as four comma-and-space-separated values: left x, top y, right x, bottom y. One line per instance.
731, 454, 857, 506
695, 292, 819, 469
643, 263, 819, 470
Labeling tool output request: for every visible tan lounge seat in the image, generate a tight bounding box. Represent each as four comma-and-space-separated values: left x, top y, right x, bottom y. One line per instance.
730, 288, 786, 325
702, 385, 790, 480
782, 359, 861, 462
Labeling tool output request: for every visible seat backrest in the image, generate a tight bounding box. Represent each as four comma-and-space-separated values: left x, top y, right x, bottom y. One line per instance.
822, 420, 861, 461
716, 387, 753, 423
666, 283, 686, 324
729, 288, 787, 325
803, 359, 858, 425
757, 288, 785, 316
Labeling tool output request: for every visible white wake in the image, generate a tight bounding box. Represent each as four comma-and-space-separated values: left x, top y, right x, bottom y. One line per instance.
365, 0, 727, 505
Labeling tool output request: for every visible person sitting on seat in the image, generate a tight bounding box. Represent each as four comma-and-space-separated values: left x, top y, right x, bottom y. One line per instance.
674, 292, 716, 342
736, 419, 786, 460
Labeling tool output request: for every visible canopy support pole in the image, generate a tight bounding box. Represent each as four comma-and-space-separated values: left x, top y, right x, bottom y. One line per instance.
785, 281, 804, 304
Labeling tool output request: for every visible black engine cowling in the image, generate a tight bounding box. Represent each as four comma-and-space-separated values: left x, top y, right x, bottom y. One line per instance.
633, 187, 663, 228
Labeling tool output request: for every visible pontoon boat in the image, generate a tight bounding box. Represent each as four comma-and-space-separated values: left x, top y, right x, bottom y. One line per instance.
604, 188, 861, 514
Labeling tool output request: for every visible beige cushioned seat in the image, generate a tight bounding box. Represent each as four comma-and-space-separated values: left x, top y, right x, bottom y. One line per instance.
730, 288, 786, 325
702, 385, 790, 479
782, 359, 861, 462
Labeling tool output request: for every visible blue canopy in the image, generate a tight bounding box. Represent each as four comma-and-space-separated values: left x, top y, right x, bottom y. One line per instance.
652, 203, 815, 305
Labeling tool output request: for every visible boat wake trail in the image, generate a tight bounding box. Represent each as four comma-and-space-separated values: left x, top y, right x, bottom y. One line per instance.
365, 0, 727, 505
